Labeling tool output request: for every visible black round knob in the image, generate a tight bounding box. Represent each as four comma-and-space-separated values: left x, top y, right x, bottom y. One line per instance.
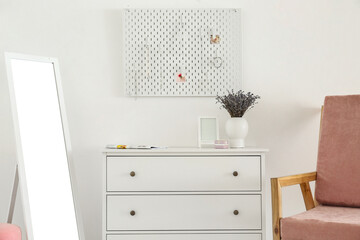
130, 171, 136, 177
233, 210, 239, 215
233, 171, 238, 177
130, 210, 136, 216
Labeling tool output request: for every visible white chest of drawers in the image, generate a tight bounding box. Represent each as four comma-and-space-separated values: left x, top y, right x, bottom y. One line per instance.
103, 148, 267, 240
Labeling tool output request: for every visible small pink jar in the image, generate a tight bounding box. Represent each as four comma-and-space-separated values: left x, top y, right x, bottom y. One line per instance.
214, 140, 229, 149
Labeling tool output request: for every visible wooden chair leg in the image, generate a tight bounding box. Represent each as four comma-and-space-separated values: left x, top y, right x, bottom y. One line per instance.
271, 178, 282, 240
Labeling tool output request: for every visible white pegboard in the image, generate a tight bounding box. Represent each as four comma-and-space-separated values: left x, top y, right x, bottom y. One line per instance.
124, 9, 242, 97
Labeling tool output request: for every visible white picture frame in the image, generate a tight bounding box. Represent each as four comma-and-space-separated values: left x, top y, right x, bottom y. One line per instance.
198, 117, 219, 148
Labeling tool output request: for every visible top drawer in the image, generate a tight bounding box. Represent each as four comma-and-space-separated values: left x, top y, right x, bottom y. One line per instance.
106, 156, 261, 192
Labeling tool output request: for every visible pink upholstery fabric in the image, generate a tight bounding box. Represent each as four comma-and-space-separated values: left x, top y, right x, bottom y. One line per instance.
281, 205, 360, 240
0, 224, 21, 240
315, 95, 360, 207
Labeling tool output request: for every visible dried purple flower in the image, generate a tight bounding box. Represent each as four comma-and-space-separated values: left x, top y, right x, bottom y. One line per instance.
216, 90, 260, 117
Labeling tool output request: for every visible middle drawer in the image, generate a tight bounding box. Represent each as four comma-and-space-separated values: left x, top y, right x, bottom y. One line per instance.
107, 156, 261, 192
107, 194, 262, 231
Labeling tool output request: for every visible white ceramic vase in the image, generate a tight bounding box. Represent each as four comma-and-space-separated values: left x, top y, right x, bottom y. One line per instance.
225, 117, 249, 148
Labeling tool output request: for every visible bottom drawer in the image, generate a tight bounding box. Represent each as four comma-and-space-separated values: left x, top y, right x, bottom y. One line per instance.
107, 234, 261, 240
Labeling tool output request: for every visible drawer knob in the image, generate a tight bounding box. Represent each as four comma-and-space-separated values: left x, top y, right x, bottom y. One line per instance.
233, 210, 239, 215
130, 210, 136, 216
130, 171, 136, 177
233, 171, 238, 177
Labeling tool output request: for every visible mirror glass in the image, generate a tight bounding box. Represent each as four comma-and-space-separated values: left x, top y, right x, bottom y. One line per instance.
6, 55, 80, 240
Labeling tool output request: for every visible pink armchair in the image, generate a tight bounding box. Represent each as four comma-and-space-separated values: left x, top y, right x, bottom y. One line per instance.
271, 95, 360, 240
0, 224, 21, 240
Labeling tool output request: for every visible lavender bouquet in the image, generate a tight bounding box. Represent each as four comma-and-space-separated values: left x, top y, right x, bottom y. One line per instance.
216, 90, 260, 117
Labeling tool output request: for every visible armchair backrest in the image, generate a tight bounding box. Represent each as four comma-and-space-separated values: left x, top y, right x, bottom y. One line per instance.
315, 95, 360, 207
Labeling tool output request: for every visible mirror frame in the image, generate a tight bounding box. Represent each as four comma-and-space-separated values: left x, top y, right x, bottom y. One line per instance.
5, 52, 84, 240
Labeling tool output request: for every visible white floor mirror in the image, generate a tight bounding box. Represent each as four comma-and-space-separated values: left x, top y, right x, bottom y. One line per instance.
5, 53, 84, 240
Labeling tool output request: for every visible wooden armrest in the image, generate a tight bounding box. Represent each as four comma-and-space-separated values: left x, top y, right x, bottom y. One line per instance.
271, 172, 317, 240
275, 171, 317, 187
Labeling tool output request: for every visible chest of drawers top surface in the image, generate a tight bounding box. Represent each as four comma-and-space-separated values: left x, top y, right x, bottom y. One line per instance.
104, 147, 268, 156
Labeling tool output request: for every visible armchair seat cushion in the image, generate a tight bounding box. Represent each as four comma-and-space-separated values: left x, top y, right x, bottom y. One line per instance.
281, 205, 360, 240
0, 224, 21, 240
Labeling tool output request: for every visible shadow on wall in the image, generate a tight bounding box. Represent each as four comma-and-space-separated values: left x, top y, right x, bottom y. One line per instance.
103, 9, 124, 98
251, 101, 322, 174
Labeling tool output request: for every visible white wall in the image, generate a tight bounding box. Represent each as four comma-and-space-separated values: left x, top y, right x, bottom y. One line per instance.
1, 0, 360, 239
